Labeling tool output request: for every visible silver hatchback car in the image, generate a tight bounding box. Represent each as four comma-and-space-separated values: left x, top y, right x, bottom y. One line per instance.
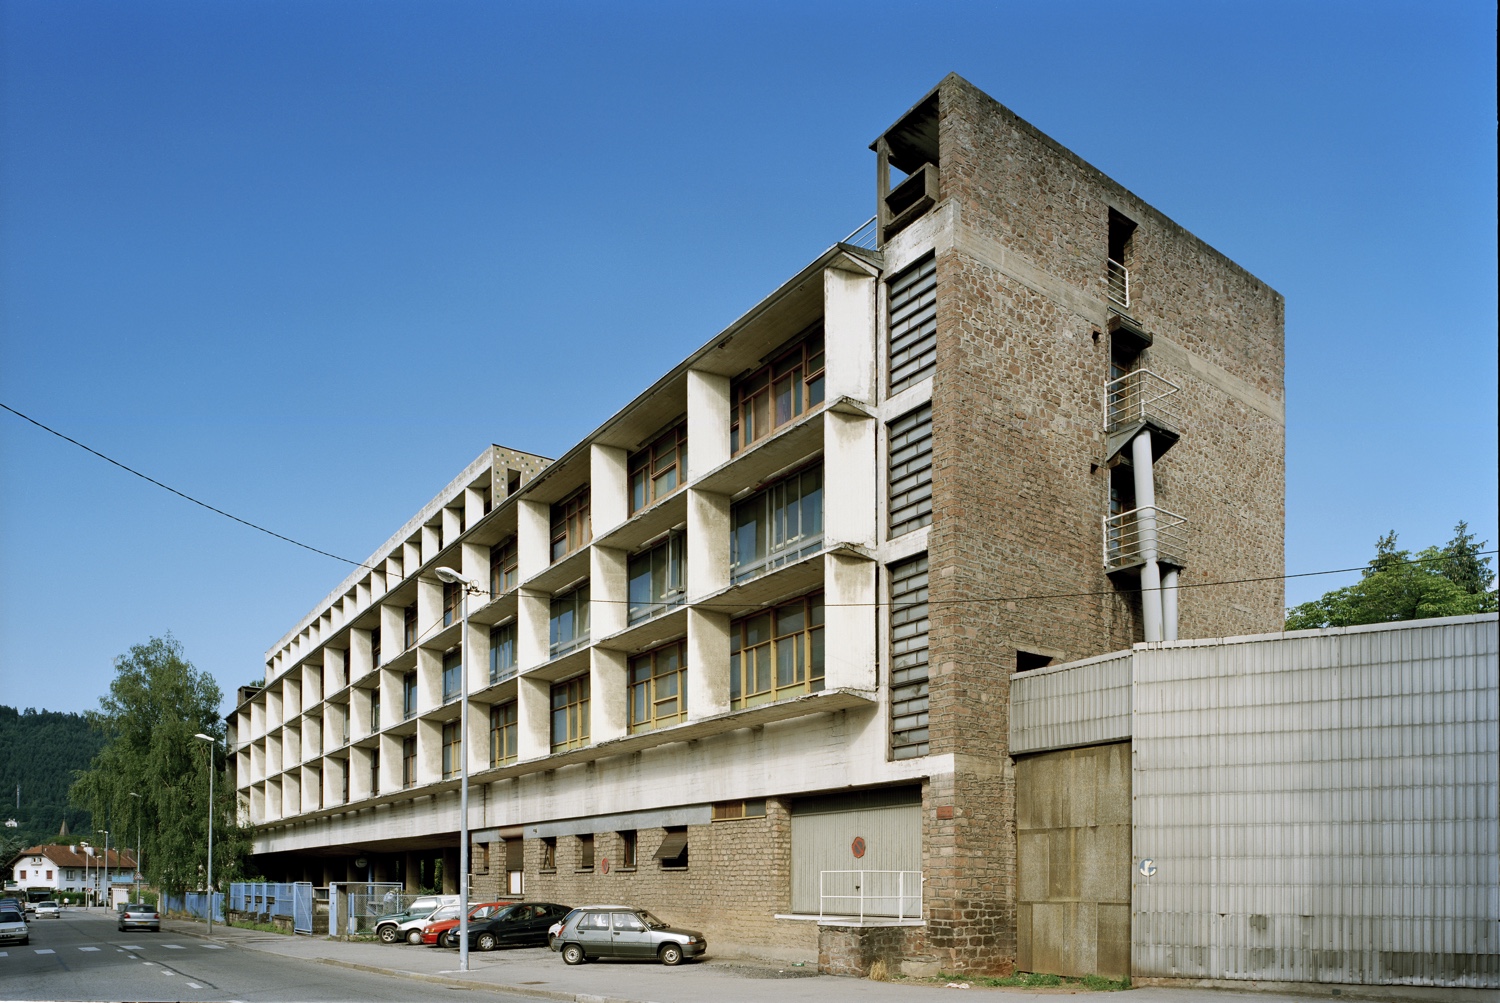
552, 905, 705, 966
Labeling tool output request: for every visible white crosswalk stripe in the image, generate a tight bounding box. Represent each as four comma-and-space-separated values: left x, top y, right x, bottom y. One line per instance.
187, 982, 203, 989
122, 944, 144, 950
163, 943, 184, 949
201, 943, 224, 949
0, 951, 8, 957
35, 949, 54, 954
79, 946, 101, 951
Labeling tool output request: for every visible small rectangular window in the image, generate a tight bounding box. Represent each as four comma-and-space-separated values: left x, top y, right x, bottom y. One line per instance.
627, 532, 686, 623
401, 736, 417, 788
540, 837, 557, 872
489, 622, 517, 683
550, 675, 590, 752
550, 488, 591, 562
549, 583, 591, 657
442, 650, 462, 703
371, 627, 382, 668
473, 843, 490, 875
629, 421, 688, 513
577, 834, 594, 871
730, 592, 824, 710
489, 701, 517, 766
402, 672, 418, 720
619, 830, 637, 869
654, 827, 689, 870
441, 721, 460, 779
711, 799, 767, 821
888, 404, 933, 538
889, 255, 936, 393
404, 606, 418, 650
490, 538, 518, 596
370, 747, 380, 794
369, 688, 381, 731
1016, 650, 1053, 672
731, 325, 826, 454
628, 641, 687, 734
442, 581, 461, 627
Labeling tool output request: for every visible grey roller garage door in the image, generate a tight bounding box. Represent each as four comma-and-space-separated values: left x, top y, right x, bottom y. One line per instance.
790, 787, 921, 916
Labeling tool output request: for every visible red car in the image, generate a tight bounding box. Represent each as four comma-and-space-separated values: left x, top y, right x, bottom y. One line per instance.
421, 902, 513, 947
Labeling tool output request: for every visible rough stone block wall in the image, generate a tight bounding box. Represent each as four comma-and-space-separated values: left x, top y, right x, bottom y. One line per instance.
919, 74, 1285, 973
520, 798, 817, 961
819, 924, 927, 977
1015, 742, 1132, 980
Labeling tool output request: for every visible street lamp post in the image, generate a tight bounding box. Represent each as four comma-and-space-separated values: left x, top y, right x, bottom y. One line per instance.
434, 567, 477, 973
128, 792, 143, 900
193, 733, 219, 933
99, 831, 109, 911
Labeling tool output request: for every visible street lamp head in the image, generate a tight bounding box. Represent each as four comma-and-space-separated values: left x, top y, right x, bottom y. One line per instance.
193, 733, 216, 743
434, 568, 477, 587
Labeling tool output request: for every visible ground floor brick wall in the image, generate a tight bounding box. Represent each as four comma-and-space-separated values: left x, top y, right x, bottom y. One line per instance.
819, 924, 927, 977
922, 767, 1016, 974
516, 797, 817, 961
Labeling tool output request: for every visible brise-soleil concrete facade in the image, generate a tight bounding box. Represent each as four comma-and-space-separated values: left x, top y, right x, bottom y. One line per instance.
229, 74, 1286, 973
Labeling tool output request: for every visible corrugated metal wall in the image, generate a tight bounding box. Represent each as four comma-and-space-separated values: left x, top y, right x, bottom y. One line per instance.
1011, 650, 1131, 755
1130, 615, 1498, 987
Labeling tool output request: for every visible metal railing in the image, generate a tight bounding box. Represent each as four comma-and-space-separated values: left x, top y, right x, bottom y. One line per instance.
818, 870, 923, 923
1105, 369, 1181, 434
842, 216, 878, 250
1107, 257, 1130, 308
1103, 506, 1188, 572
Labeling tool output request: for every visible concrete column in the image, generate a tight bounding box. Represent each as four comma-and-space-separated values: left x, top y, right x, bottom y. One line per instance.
417, 648, 441, 715
462, 620, 486, 697
421, 524, 441, 566
402, 542, 422, 581
267, 731, 283, 775
441, 847, 459, 894
417, 719, 441, 784
517, 590, 550, 670
442, 506, 463, 548
1131, 429, 1163, 643
465, 695, 488, 775
461, 542, 488, 597
379, 733, 402, 793
591, 546, 628, 640
686, 489, 730, 600
686, 370, 731, 480
516, 675, 551, 760
591, 444, 629, 537
517, 500, 550, 580
380, 603, 404, 660
824, 265, 877, 404
824, 410, 877, 549
357, 577, 373, 610
349, 628, 373, 681
418, 578, 442, 642
823, 552, 876, 691
301, 764, 319, 813
378, 669, 398, 731
687, 607, 731, 721
465, 486, 487, 529
350, 686, 370, 739
591, 648, 628, 743
282, 772, 300, 818
404, 852, 421, 892
1162, 566, 1180, 642
349, 746, 373, 800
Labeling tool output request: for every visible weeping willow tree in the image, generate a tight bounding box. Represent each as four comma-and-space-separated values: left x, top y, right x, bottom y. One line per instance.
70, 635, 251, 895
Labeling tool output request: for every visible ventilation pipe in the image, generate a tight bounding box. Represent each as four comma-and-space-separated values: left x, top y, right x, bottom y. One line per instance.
1131, 429, 1164, 642
1162, 566, 1180, 641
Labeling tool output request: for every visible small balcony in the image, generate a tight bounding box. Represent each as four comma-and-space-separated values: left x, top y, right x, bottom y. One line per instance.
1103, 506, 1188, 573
1104, 369, 1181, 462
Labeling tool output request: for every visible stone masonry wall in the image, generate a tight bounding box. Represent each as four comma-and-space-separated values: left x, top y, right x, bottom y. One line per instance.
919, 74, 1285, 973
517, 798, 818, 962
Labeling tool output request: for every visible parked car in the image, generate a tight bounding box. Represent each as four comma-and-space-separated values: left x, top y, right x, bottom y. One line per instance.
374, 895, 458, 945
551, 905, 705, 965
118, 902, 161, 932
35, 900, 60, 918
420, 901, 512, 947
0, 908, 27, 946
0, 897, 23, 915
464, 902, 572, 952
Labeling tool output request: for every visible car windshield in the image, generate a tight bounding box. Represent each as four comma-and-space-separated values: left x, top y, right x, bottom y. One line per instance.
0, 911, 21, 923
636, 910, 669, 930
428, 906, 459, 921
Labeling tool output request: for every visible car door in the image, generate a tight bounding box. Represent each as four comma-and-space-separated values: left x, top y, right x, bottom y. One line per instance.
609, 911, 652, 958
572, 910, 613, 956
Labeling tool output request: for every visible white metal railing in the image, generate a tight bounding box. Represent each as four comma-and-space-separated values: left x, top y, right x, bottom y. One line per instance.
1103, 506, 1188, 572
842, 216, 878, 250
818, 870, 923, 923
1107, 257, 1130, 308
1105, 369, 1181, 434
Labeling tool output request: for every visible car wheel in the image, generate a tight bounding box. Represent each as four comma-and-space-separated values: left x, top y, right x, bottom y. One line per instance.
659, 943, 683, 966
477, 932, 498, 952
562, 943, 586, 965
406, 928, 423, 945
442, 930, 458, 949
377, 924, 399, 944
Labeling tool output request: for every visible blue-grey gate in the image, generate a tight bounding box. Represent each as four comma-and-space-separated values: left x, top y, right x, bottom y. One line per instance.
292, 881, 313, 935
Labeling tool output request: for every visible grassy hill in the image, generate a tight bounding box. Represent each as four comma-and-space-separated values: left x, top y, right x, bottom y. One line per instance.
0, 705, 104, 859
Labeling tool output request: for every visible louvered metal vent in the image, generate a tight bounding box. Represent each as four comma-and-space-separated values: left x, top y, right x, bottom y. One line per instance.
888, 255, 937, 393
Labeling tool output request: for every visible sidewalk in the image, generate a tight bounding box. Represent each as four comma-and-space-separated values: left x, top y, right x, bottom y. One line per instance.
160, 920, 1492, 1003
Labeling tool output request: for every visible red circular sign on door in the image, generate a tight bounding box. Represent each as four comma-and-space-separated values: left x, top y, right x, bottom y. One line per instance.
851, 836, 867, 859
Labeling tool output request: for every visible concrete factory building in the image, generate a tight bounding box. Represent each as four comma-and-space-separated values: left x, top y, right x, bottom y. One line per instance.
231, 75, 1292, 973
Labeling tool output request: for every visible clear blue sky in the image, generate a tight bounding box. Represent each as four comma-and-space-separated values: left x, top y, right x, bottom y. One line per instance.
2, 1, 1494, 716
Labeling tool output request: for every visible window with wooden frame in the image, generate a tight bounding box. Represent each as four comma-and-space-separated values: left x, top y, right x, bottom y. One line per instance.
730, 325, 826, 454
627, 531, 686, 623
577, 834, 594, 871
654, 827, 689, 870
490, 538, 518, 596
889, 555, 930, 759
442, 581, 462, 627
540, 837, 557, 872
729, 592, 825, 710
442, 649, 462, 703
489, 622, 517, 683
711, 799, 767, 821
401, 736, 417, 788
628, 641, 687, 734
369, 688, 381, 731
370, 748, 379, 794
403, 606, 418, 649
629, 421, 687, 514
402, 672, 418, 719
371, 627, 382, 668
441, 721, 460, 779
550, 675, 590, 752
619, 829, 637, 869
473, 842, 490, 875
489, 700, 517, 766
549, 583, 590, 657
550, 488, 591, 562
730, 465, 823, 583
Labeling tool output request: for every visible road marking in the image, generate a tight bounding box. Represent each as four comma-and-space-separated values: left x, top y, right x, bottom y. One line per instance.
35, 949, 55, 954
0, 951, 8, 957
187, 983, 203, 989
163, 943, 184, 949
80, 946, 101, 951
142, 961, 157, 966
201, 943, 224, 949
122, 944, 144, 950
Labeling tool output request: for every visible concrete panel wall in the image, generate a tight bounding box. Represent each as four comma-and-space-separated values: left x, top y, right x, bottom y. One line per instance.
1015, 742, 1131, 979
1130, 616, 1498, 988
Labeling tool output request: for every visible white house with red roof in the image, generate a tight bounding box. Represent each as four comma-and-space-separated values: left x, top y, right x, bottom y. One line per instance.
5, 844, 137, 906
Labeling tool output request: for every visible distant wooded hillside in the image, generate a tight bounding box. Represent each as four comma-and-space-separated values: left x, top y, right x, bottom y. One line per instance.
0, 705, 104, 858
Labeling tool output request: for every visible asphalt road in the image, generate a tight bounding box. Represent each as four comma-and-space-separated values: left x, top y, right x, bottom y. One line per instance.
0, 908, 538, 1002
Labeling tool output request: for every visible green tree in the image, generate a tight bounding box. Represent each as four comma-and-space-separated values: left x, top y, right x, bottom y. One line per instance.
1286, 522, 1497, 630
69, 635, 251, 895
